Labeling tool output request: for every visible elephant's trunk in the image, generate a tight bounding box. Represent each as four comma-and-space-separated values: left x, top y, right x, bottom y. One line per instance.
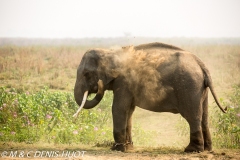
83, 79, 105, 109
73, 80, 105, 117
73, 90, 88, 117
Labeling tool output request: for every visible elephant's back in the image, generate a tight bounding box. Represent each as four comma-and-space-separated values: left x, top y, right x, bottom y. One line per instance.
134, 42, 183, 51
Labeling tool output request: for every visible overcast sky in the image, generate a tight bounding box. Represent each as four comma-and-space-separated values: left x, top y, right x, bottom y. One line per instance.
0, 0, 240, 38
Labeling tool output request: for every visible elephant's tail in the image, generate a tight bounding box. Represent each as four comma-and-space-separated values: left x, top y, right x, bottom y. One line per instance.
194, 55, 227, 113
204, 70, 227, 113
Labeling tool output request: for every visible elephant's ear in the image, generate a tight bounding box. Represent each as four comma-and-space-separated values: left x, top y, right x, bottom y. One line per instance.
97, 63, 118, 85
97, 53, 118, 85
99, 71, 116, 85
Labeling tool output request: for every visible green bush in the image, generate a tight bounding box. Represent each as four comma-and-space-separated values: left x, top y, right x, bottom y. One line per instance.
0, 87, 112, 144
212, 85, 240, 148
0, 87, 154, 146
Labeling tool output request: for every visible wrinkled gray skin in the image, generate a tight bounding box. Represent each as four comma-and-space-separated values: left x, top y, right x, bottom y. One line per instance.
74, 42, 226, 152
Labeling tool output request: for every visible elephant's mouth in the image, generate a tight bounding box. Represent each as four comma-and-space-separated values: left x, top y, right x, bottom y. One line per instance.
89, 85, 98, 94
73, 80, 105, 118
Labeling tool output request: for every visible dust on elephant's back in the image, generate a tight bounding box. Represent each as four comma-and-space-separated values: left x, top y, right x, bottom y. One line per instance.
106, 47, 180, 106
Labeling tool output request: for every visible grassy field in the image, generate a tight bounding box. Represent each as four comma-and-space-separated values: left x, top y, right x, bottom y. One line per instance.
1, 38, 239, 93
0, 38, 240, 159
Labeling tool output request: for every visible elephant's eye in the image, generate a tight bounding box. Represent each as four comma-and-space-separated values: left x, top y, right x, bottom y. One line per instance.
84, 71, 93, 79
84, 72, 90, 77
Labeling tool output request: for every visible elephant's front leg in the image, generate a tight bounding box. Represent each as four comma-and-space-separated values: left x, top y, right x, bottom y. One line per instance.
111, 87, 134, 152
125, 104, 135, 150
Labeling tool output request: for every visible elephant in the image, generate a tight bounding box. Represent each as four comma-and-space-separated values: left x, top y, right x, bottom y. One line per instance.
73, 42, 227, 152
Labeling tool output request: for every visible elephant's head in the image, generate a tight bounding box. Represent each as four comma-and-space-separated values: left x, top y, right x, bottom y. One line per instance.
73, 49, 115, 116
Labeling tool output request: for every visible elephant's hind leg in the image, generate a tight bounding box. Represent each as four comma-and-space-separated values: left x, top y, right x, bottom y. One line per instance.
201, 94, 212, 151
181, 103, 204, 152
184, 122, 204, 152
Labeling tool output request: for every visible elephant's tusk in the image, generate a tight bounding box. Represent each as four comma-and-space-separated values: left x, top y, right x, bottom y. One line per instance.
73, 91, 88, 118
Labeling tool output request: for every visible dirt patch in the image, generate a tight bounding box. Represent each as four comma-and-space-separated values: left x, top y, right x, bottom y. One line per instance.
1, 146, 239, 160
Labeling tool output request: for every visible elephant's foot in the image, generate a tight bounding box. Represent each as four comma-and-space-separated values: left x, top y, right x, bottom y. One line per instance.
202, 129, 212, 151
111, 143, 125, 152
203, 134, 212, 151
126, 142, 134, 150
204, 142, 212, 151
184, 131, 204, 153
111, 142, 133, 152
184, 144, 204, 153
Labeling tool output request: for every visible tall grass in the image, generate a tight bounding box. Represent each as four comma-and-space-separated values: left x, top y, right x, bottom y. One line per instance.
1, 44, 239, 92
186, 45, 240, 96
0, 46, 84, 91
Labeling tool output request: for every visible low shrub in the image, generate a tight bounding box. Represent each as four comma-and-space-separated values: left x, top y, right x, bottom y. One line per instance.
0, 87, 112, 144
212, 85, 240, 148
0, 87, 155, 146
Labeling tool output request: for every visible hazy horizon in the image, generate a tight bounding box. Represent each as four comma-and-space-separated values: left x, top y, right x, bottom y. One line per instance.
1, 0, 240, 39
1, 37, 240, 47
